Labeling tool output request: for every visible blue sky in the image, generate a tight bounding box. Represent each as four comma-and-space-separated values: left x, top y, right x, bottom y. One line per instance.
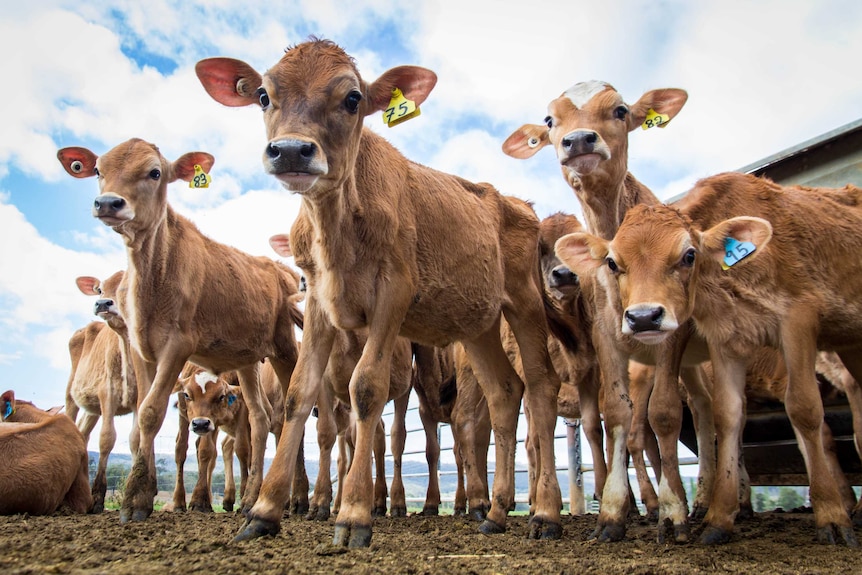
1, 1, 861, 478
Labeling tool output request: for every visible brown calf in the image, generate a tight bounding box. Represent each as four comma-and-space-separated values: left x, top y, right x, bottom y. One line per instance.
555, 173, 862, 545
69, 271, 138, 513
197, 39, 563, 547
0, 390, 92, 515
56, 141, 304, 523
503, 82, 716, 543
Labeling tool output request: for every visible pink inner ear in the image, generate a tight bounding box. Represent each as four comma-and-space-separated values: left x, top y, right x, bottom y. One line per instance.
269, 234, 292, 257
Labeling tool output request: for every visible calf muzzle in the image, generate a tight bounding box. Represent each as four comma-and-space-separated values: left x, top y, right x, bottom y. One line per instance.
624, 306, 665, 332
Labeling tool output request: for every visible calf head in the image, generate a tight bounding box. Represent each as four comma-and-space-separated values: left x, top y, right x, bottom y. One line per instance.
196, 38, 437, 198
555, 204, 772, 344
503, 82, 687, 192
179, 369, 241, 435
538, 212, 584, 301
75, 270, 126, 331
57, 140, 214, 237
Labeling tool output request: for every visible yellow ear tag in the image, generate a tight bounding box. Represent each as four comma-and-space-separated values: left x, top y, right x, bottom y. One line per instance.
190, 164, 212, 188
641, 108, 670, 130
383, 88, 421, 127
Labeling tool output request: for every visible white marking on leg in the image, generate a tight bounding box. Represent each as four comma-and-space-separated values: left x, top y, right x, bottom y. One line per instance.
601, 425, 629, 517
659, 475, 688, 525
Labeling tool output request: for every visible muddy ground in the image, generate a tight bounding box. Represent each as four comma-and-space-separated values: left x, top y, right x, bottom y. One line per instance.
1, 509, 861, 575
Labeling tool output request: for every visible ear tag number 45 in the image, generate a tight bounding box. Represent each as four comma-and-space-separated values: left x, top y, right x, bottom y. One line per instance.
721, 236, 756, 270
190, 164, 212, 188
384, 88, 421, 127
641, 108, 670, 130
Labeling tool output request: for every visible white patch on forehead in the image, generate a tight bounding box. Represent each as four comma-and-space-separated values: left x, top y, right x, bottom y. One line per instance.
194, 371, 218, 394
564, 80, 611, 108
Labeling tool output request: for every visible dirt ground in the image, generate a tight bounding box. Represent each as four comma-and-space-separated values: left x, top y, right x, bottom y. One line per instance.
1, 509, 861, 575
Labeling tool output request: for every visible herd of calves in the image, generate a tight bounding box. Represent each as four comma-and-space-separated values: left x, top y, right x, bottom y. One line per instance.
2, 37, 862, 550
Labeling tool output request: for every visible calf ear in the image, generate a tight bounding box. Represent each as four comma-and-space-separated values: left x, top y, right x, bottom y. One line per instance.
57, 147, 98, 178
701, 216, 773, 266
367, 66, 438, 113
269, 234, 292, 257
195, 58, 263, 107
628, 88, 688, 131
0, 390, 14, 420
555, 233, 609, 276
502, 124, 550, 159
171, 153, 215, 182
76, 276, 101, 296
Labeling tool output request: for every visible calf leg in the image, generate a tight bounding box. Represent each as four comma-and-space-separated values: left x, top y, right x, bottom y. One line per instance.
578, 366, 607, 504
680, 365, 716, 522
783, 332, 856, 547
628, 362, 659, 521
167, 393, 189, 512
417, 394, 442, 515
237, 297, 336, 541
372, 417, 389, 517
121, 355, 186, 523
91, 407, 118, 513
389, 391, 409, 517
76, 412, 99, 446
190, 431, 217, 512
835, 350, 862, 526
234, 362, 268, 514
308, 391, 338, 520
462, 324, 525, 536
222, 435, 237, 512
650, 352, 693, 544
291, 434, 310, 516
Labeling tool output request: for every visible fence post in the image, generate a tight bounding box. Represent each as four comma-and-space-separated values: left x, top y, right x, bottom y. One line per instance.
565, 418, 585, 515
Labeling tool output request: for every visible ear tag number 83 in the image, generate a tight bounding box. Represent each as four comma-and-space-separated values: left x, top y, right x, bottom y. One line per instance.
384, 88, 421, 127
721, 236, 757, 270
190, 164, 212, 188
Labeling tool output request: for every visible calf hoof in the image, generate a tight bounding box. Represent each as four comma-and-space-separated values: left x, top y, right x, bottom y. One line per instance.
306, 506, 331, 521
234, 518, 280, 542
689, 504, 708, 522
469, 503, 489, 521
737, 503, 754, 522
528, 516, 562, 540
478, 519, 505, 535
119, 507, 152, 524
291, 500, 310, 517
853, 509, 862, 528
190, 502, 214, 513
333, 522, 372, 548
90, 501, 105, 514
223, 502, 234, 513
816, 524, 860, 547
372, 505, 388, 518
699, 524, 732, 545
590, 521, 626, 542
644, 508, 659, 523
453, 507, 466, 517
389, 506, 407, 518
418, 506, 439, 517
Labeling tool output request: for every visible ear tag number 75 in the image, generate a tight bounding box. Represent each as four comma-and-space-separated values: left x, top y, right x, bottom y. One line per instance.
384, 88, 421, 127
721, 236, 756, 270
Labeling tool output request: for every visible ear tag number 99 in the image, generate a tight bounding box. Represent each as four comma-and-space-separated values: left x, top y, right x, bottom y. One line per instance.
721, 236, 756, 270
384, 88, 421, 127
190, 164, 212, 188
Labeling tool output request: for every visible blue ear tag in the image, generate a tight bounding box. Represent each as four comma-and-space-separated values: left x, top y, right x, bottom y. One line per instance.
3, 402, 12, 419
722, 236, 757, 270
227, 394, 236, 406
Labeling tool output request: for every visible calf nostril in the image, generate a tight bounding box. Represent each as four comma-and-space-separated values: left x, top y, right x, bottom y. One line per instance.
299, 143, 316, 158
110, 198, 124, 210
266, 143, 281, 159
585, 132, 598, 145
561, 136, 574, 149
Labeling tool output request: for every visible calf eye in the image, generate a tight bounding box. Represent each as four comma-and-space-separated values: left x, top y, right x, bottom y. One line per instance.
93, 167, 101, 177
606, 257, 619, 272
182, 392, 190, 400
345, 90, 362, 114
256, 87, 271, 109
680, 248, 696, 267
614, 105, 628, 120
544, 116, 553, 129
219, 394, 227, 402
149, 169, 161, 180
